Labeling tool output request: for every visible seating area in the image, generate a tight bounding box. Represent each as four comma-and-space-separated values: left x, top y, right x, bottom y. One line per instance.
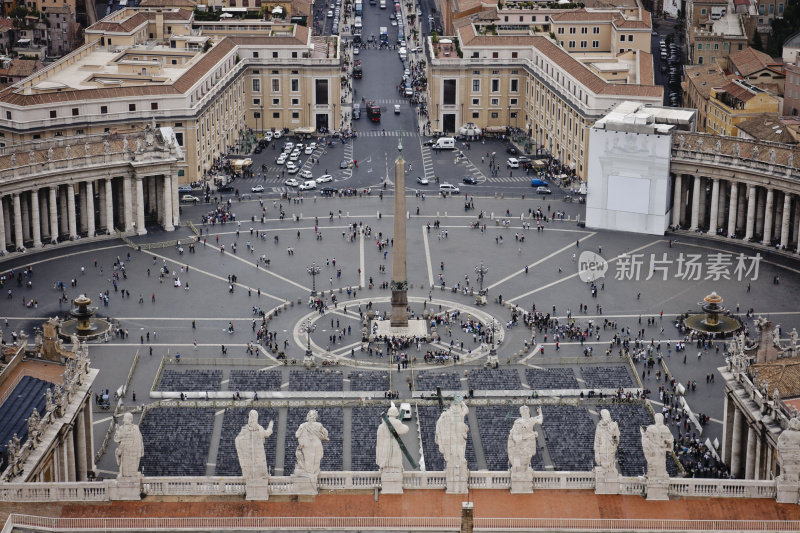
139, 407, 215, 476
350, 406, 384, 471
155, 369, 222, 392
415, 371, 462, 393
215, 407, 279, 476
540, 405, 595, 471
228, 370, 282, 392
467, 368, 521, 391
579, 366, 634, 389
0, 376, 50, 464
283, 407, 343, 473
288, 370, 344, 392
348, 372, 389, 392
417, 406, 477, 472
525, 368, 579, 390
603, 404, 679, 477
475, 406, 545, 471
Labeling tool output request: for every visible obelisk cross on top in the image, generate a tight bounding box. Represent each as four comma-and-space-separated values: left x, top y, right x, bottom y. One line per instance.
390, 137, 408, 328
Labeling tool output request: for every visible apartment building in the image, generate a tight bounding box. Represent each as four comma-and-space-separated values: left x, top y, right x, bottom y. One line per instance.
682, 63, 730, 131
706, 78, 781, 135
550, 9, 651, 56
427, 21, 662, 179
728, 46, 784, 93
0, 7, 341, 182
785, 62, 800, 116
688, 25, 748, 67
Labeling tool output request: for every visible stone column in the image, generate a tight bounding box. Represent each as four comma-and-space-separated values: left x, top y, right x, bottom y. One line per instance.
135, 177, 147, 235
754, 433, 762, 480
2, 197, 10, 250
672, 175, 682, 227
781, 194, 792, 250
66, 427, 76, 481
105, 178, 114, 233
67, 185, 77, 239
49, 186, 59, 243
85, 403, 96, 474
708, 178, 719, 234
61, 441, 69, 481
123, 176, 133, 233
161, 176, 173, 232
730, 409, 744, 478
736, 184, 747, 232
727, 182, 739, 237
78, 183, 88, 234
13, 193, 23, 250
718, 181, 729, 229
58, 187, 68, 235
744, 185, 757, 240
762, 188, 774, 245
75, 408, 88, 481
20, 193, 30, 242
85, 181, 95, 238
30, 189, 41, 247
171, 174, 179, 228
690, 176, 702, 230
745, 425, 756, 479
755, 188, 766, 236
0, 196, 6, 253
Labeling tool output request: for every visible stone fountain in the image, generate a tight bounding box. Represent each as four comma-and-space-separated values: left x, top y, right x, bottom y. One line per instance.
683, 291, 742, 336
58, 295, 112, 340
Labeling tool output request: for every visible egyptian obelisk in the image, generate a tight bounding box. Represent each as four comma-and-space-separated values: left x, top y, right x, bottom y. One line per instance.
390, 138, 408, 327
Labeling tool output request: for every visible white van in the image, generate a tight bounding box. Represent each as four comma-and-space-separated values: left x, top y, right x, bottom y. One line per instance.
439, 183, 460, 194
354, 16, 363, 28
399, 402, 412, 420
432, 137, 455, 150
380, 0, 386, 7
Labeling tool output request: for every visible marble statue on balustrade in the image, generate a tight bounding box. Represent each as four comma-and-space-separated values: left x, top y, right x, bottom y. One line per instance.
594, 409, 620, 477
435, 395, 470, 493
294, 409, 329, 481
641, 413, 673, 479
236, 410, 274, 480
508, 405, 542, 474
27, 408, 41, 448
114, 413, 143, 479
376, 402, 409, 474
776, 416, 800, 503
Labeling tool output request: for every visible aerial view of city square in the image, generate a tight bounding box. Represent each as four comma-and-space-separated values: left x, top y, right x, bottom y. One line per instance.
2, 0, 800, 530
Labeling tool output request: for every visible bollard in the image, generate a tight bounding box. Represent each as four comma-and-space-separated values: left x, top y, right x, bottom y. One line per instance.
490, 212, 494, 220
407, 211, 410, 219
444, 212, 447, 217
437, 211, 440, 217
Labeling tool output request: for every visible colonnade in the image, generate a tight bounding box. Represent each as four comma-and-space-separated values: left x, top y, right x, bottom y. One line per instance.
671, 174, 800, 251
0, 174, 178, 253
31, 398, 95, 483
722, 392, 776, 480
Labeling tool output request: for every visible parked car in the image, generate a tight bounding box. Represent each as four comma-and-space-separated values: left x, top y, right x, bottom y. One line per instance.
507, 158, 520, 168
439, 183, 460, 194
218, 184, 234, 193
180, 195, 200, 203
178, 185, 193, 192
316, 174, 333, 183
506, 146, 518, 155
284, 178, 300, 187
276, 154, 288, 165
299, 180, 317, 190
286, 161, 300, 173
299, 169, 314, 180
339, 159, 350, 169
531, 178, 548, 187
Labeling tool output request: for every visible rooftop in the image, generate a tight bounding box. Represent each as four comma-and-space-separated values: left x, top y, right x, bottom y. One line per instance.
729, 46, 784, 77
594, 100, 696, 134
751, 356, 800, 400
684, 63, 730, 99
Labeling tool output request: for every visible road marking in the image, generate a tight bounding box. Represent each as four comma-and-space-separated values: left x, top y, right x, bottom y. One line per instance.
360, 230, 366, 288
487, 232, 596, 291
422, 225, 433, 288
216, 244, 311, 293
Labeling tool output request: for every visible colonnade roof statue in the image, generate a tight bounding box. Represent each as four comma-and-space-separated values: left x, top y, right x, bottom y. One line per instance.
376, 402, 410, 473
778, 416, 800, 483
235, 410, 274, 481
594, 409, 620, 476
507, 405, 542, 474
114, 412, 144, 479
294, 409, 329, 480
435, 395, 469, 471
641, 413, 674, 479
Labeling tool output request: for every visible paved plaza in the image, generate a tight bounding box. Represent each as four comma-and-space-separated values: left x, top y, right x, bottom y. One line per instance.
2, 186, 799, 479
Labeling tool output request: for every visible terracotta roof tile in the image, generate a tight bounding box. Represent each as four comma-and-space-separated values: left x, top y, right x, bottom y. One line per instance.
637, 50, 653, 85
172, 38, 237, 93
717, 80, 757, 102
730, 46, 783, 77
550, 9, 616, 22
0, 59, 43, 78
752, 356, 800, 399
736, 114, 798, 144
139, 0, 197, 7
684, 63, 729, 99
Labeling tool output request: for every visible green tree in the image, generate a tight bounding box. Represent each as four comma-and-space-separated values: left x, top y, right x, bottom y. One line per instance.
752, 28, 764, 51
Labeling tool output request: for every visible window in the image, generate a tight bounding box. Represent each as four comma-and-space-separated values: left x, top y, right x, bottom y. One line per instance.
491, 112, 498, 118
759, 5, 765, 14
491, 79, 499, 92
593, 26, 599, 34
253, 52, 259, 58
72, 108, 79, 116
490, 98, 499, 106
100, 106, 107, 114
628, 34, 634, 41
472, 111, 479, 118
252, 78, 261, 92
568, 41, 575, 47
581, 27, 588, 34
291, 79, 299, 91
569, 27, 576, 34
443, 79, 457, 105
769, 4, 774, 13
292, 111, 299, 119
49, 110, 57, 118
5, 111, 10, 120
272, 98, 280, 105
714, 43, 719, 50
151, 102, 158, 110
592, 40, 599, 48
175, 132, 183, 146
76, 129, 84, 135
272, 112, 280, 118
580, 41, 587, 48
472, 79, 480, 91
510, 98, 518, 105
492, 52, 498, 58
620, 35, 626, 42
254, 112, 261, 119
557, 27, 564, 34
510, 112, 517, 119
315, 79, 329, 105
471, 52, 479, 58
291, 98, 299, 105
510, 79, 518, 92
273, 52, 278, 58
272, 79, 279, 92
472, 98, 479, 105
292, 52, 298, 58
254, 98, 261, 105
698, 44, 703, 50
511, 52, 518, 58
779, 3, 784, 13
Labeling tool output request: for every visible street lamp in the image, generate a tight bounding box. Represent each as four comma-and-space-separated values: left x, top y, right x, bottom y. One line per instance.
435, 103, 440, 132
474, 262, 488, 294
489, 317, 498, 356
307, 262, 321, 296
300, 317, 316, 358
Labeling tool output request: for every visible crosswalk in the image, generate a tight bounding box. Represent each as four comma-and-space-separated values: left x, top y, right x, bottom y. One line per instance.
420, 144, 434, 182
356, 130, 418, 137
488, 176, 535, 183
368, 98, 407, 105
